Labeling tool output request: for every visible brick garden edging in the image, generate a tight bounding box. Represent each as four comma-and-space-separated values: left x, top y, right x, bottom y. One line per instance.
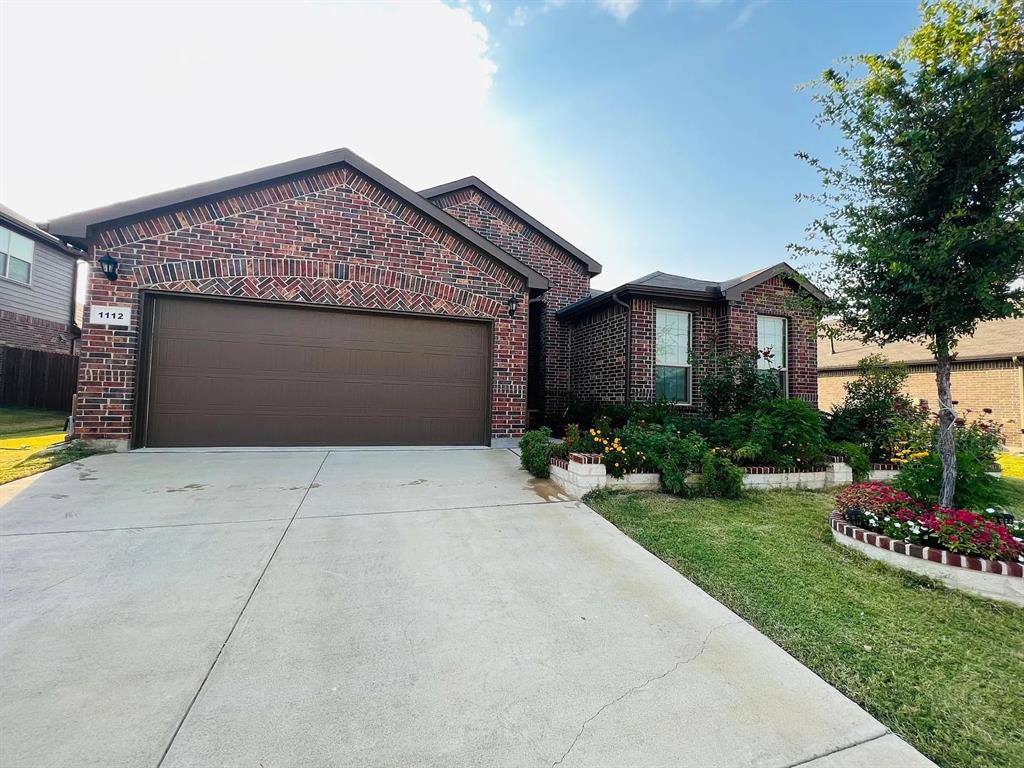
549, 453, 660, 498
549, 454, 856, 498
830, 512, 1023, 577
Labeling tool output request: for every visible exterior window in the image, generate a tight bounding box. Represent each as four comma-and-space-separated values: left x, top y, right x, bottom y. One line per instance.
757, 315, 788, 396
655, 308, 691, 403
0, 226, 34, 285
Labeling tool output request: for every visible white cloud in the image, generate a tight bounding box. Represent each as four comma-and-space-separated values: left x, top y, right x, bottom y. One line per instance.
733, 0, 770, 28
0, 1, 512, 221
509, 5, 530, 26
598, 0, 641, 21
2, 0, 625, 288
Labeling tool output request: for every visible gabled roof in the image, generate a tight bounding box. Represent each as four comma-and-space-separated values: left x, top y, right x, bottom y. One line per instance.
557, 262, 826, 319
0, 203, 83, 259
44, 148, 548, 290
819, 317, 1024, 370
419, 176, 602, 276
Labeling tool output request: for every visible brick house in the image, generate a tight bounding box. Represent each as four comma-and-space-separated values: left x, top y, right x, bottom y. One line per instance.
819, 318, 1024, 450
558, 265, 825, 412
43, 148, 822, 449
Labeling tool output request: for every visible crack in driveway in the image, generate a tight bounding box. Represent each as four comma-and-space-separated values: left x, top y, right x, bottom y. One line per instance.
551, 619, 743, 767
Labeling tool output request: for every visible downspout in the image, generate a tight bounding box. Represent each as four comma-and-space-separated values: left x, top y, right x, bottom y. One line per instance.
528, 292, 546, 422
612, 293, 631, 404
1014, 355, 1024, 452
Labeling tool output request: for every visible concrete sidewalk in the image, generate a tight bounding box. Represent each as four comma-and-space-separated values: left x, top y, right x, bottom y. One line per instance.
0, 449, 935, 767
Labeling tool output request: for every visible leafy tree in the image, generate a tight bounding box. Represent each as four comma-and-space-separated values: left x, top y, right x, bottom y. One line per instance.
793, 0, 1024, 506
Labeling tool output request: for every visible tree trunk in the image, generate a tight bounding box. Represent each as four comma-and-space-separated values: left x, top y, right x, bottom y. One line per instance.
934, 336, 957, 508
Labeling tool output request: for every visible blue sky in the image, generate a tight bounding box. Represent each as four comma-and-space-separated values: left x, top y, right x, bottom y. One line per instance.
1, 1, 922, 290
474, 0, 921, 287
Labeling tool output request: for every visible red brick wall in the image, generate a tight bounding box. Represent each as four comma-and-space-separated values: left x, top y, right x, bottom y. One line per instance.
566, 277, 818, 410
726, 276, 819, 405
0, 309, 76, 354
78, 166, 528, 447
569, 302, 628, 404
430, 188, 591, 423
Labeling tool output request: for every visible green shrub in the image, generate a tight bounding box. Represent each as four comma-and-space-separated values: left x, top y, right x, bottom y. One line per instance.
549, 441, 569, 460
954, 417, 1002, 468
699, 348, 782, 418
519, 428, 553, 478
892, 417, 1004, 510
748, 399, 828, 468
826, 354, 931, 462
894, 448, 1002, 511
614, 423, 705, 495
699, 450, 744, 498
711, 399, 827, 469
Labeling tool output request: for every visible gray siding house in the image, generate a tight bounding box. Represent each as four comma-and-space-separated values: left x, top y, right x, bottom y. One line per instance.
1, 203, 82, 355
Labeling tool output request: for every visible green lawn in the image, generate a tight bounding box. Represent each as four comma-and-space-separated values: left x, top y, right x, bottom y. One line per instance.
998, 476, 1024, 517
0, 407, 97, 485
587, 489, 1024, 768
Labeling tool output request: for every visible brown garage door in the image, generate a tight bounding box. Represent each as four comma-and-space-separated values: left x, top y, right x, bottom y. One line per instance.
142, 295, 490, 447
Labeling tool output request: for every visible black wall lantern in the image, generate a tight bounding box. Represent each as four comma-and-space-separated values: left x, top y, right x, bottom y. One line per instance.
98, 254, 119, 282
506, 294, 521, 317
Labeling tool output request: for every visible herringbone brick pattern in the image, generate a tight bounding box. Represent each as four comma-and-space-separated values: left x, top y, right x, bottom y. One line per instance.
79, 164, 527, 445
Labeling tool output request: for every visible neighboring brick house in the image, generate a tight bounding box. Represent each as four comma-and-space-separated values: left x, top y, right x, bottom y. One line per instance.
42, 147, 821, 450
558, 265, 824, 411
819, 318, 1024, 450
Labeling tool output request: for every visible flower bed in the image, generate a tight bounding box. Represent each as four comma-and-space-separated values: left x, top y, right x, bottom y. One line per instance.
835, 482, 1023, 563
830, 513, 1023, 577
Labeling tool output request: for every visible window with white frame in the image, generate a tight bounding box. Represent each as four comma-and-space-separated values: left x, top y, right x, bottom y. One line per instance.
0, 226, 34, 285
756, 315, 788, 396
655, 308, 691, 403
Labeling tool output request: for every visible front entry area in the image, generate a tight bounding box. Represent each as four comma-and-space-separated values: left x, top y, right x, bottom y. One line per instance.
140, 295, 491, 447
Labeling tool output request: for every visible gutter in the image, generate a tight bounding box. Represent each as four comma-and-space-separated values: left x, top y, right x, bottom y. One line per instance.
557, 284, 722, 321
1015, 356, 1024, 450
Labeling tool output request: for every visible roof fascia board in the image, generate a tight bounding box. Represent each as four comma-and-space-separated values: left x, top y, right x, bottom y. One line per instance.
557, 283, 724, 319
820, 352, 1022, 371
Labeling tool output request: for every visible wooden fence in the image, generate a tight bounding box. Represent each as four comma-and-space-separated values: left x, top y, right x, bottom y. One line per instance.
0, 347, 79, 411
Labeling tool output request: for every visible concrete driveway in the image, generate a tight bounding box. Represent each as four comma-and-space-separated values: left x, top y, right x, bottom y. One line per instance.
0, 448, 934, 768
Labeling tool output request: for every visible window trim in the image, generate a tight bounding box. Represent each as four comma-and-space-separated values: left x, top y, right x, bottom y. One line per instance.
0, 226, 34, 287
654, 307, 693, 405
756, 314, 788, 397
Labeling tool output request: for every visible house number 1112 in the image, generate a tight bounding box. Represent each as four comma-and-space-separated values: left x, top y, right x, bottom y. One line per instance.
89, 305, 132, 327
